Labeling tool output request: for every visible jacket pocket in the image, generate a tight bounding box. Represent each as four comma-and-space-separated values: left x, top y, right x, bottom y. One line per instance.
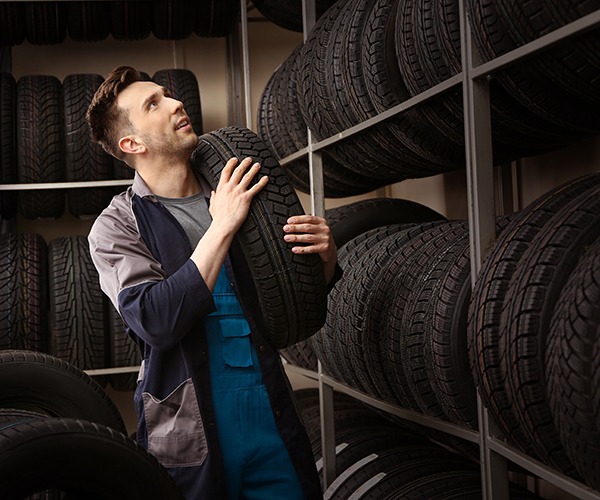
142, 378, 207, 468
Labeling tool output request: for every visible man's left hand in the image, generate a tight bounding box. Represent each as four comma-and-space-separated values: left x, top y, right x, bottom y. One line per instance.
283, 215, 337, 284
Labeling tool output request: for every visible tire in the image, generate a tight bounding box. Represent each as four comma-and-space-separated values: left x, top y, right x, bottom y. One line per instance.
152, 1, 196, 40
0, 72, 17, 219
25, 2, 67, 45
0, 417, 182, 500
49, 236, 107, 383
63, 74, 115, 218
0, 233, 48, 352
468, 172, 600, 454
17, 75, 65, 219
152, 69, 203, 136
546, 237, 600, 490
251, 0, 338, 32
190, 126, 327, 349
0, 350, 125, 434
67, 1, 111, 42
0, 3, 25, 46
499, 183, 600, 477
110, 1, 152, 40
325, 197, 446, 248
195, 0, 239, 37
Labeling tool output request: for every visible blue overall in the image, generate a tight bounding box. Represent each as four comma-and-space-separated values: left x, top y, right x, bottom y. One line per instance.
204, 266, 305, 500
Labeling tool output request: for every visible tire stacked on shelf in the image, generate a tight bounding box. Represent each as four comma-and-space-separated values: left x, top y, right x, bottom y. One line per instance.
0, 72, 17, 220
310, 215, 506, 432
17, 75, 65, 220
280, 197, 446, 371
63, 73, 115, 218
0, 1, 240, 45
251, 0, 338, 32
48, 236, 107, 385
468, 172, 600, 484
0, 233, 48, 352
294, 387, 539, 500
257, 0, 600, 197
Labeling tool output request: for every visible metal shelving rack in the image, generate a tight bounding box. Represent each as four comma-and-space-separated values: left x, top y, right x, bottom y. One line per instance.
279, 1, 600, 499
1, 1, 599, 498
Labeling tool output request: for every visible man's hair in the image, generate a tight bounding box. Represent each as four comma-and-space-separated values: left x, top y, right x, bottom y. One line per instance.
86, 66, 143, 162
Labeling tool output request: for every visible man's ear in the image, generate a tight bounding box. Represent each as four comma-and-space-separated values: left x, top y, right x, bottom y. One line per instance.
119, 135, 146, 156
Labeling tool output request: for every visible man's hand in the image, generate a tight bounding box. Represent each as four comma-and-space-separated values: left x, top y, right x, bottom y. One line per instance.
209, 157, 269, 236
283, 215, 338, 283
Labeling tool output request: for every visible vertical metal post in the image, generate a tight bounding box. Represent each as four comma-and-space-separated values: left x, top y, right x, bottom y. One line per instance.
225, 1, 252, 129
302, 0, 334, 489
226, 26, 244, 126
239, 0, 252, 130
459, 0, 510, 498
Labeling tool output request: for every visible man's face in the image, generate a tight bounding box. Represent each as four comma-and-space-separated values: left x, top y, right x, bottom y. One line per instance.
117, 80, 198, 159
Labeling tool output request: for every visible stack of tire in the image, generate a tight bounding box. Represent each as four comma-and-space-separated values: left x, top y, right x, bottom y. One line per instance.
294, 388, 541, 499
257, 0, 600, 197
0, 232, 140, 391
468, 172, 600, 489
0, 350, 182, 499
0, 68, 202, 221
0, 0, 240, 45
295, 172, 600, 491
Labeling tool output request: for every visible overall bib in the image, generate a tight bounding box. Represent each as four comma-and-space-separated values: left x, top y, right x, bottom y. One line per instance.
204, 266, 305, 500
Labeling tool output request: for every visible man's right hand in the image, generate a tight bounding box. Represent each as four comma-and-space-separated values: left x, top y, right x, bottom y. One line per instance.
209, 156, 269, 236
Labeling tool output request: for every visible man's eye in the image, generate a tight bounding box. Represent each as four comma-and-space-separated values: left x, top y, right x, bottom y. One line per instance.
149, 102, 156, 109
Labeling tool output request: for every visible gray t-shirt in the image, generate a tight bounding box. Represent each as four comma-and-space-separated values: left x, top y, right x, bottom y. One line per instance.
156, 191, 212, 248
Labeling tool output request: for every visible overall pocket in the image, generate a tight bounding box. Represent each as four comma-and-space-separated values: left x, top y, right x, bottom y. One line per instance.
142, 378, 207, 468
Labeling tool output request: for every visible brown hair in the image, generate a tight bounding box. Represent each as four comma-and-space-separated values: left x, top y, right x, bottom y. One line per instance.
86, 66, 143, 162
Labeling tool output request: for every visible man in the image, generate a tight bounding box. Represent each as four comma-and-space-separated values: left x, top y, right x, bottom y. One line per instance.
87, 66, 339, 499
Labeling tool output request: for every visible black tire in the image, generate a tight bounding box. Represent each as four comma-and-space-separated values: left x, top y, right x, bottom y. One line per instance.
63, 73, 115, 218
0, 349, 125, 434
195, 0, 240, 37
251, 0, 337, 32
48, 236, 107, 383
25, 2, 67, 45
546, 238, 600, 490
152, 69, 203, 136
0, 3, 25, 46
499, 183, 600, 477
190, 126, 327, 349
0, 417, 182, 500
17, 75, 65, 220
0, 233, 48, 352
323, 445, 472, 500
0, 72, 17, 220
468, 172, 600, 454
325, 197, 446, 248
152, 1, 196, 40
110, 1, 152, 40
67, 1, 111, 42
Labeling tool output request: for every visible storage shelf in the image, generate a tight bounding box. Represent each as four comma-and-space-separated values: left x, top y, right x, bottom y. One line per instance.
0, 179, 133, 191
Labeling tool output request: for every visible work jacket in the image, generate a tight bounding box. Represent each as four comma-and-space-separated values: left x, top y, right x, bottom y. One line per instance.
88, 172, 323, 500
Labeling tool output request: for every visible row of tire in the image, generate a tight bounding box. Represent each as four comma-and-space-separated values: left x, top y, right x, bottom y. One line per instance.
0, 1, 240, 45
0, 233, 140, 392
0, 349, 182, 499
257, 0, 600, 197
0, 68, 202, 220
281, 172, 600, 491
296, 388, 540, 499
